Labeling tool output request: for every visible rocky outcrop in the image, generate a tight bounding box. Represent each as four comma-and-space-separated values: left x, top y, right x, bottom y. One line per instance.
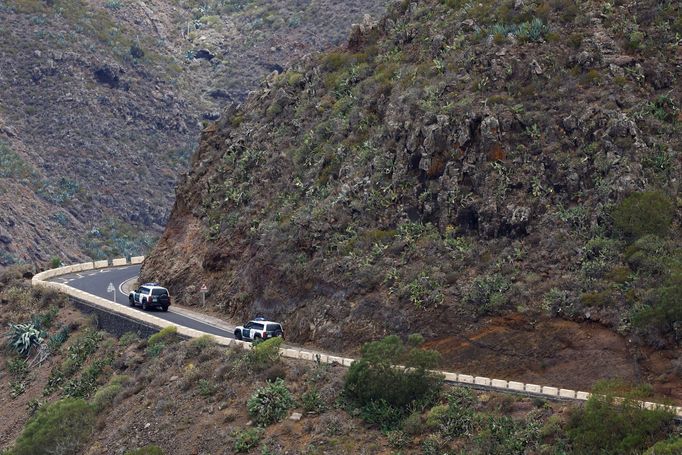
144, 0, 680, 350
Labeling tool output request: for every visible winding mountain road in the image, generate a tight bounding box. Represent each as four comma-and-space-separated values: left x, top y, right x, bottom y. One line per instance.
50, 265, 235, 338
36, 259, 682, 418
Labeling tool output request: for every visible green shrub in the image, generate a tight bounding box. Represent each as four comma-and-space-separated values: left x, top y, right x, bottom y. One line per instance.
475, 415, 540, 454
432, 388, 477, 439
10, 398, 95, 455
147, 326, 177, 346
386, 429, 409, 449
189, 334, 214, 352
645, 437, 682, 455
580, 290, 614, 308
233, 428, 263, 453
47, 326, 70, 352
124, 446, 164, 455
632, 276, 682, 335
7, 357, 28, 379
466, 274, 511, 316
425, 404, 448, 429
612, 192, 674, 241
32, 306, 59, 330
64, 329, 102, 375
360, 399, 404, 431
301, 387, 325, 414
568, 389, 674, 454
63, 357, 112, 398
344, 335, 442, 428
247, 336, 283, 371
247, 378, 295, 426
402, 411, 425, 435
0, 141, 35, 179
625, 235, 668, 276
119, 331, 140, 346
91, 377, 125, 413
145, 342, 165, 358
197, 379, 217, 397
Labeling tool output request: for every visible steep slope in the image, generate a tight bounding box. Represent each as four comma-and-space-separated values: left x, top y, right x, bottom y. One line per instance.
144, 0, 681, 389
1, 274, 677, 454
0, 0, 387, 267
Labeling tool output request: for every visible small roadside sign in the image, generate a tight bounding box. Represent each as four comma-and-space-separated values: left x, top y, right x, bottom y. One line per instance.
200, 284, 208, 307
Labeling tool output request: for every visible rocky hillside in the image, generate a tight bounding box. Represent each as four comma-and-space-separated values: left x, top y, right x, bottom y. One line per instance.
0, 0, 387, 267
143, 0, 682, 393
1, 272, 678, 455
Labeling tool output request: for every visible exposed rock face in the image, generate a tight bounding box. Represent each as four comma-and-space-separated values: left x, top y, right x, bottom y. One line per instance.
143, 0, 681, 351
0, 0, 388, 267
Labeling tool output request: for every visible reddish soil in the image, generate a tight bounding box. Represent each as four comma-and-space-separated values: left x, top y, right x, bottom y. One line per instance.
425, 314, 682, 404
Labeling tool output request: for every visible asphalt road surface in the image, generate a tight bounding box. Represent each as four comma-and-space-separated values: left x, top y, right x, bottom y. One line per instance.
51, 265, 234, 338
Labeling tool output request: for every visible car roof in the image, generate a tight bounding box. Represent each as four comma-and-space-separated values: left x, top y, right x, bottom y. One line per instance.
249, 320, 281, 326
140, 285, 168, 290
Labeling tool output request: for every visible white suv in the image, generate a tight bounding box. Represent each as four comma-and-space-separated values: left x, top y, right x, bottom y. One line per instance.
234, 318, 284, 341
128, 283, 171, 311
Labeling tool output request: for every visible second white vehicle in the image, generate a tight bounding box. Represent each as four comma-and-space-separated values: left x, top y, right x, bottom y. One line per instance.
234, 319, 284, 341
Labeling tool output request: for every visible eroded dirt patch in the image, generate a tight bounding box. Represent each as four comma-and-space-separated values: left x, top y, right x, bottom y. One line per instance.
426, 314, 682, 403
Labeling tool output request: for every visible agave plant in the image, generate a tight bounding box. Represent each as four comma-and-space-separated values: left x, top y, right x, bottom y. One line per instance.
7, 323, 45, 356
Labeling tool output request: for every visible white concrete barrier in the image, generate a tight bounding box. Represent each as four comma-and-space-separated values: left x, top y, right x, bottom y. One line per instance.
328, 356, 343, 364
525, 384, 542, 394
299, 351, 313, 361
131, 256, 145, 264
317, 354, 328, 363
474, 376, 491, 386
94, 260, 108, 268
458, 374, 474, 384
559, 389, 576, 399
491, 379, 508, 389
284, 349, 300, 359
342, 358, 354, 367
508, 381, 525, 391
576, 391, 590, 401
112, 258, 127, 266
443, 372, 458, 382
542, 386, 559, 396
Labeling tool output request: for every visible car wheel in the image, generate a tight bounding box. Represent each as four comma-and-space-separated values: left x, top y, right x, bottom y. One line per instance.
161, 305, 168, 312
142, 300, 148, 311
234, 330, 242, 340
129, 296, 135, 307
274, 331, 283, 338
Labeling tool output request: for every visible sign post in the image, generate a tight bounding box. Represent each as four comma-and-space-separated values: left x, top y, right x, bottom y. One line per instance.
107, 282, 116, 304
200, 283, 208, 307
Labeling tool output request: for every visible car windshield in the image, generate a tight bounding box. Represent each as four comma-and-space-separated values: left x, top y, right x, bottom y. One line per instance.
151, 289, 167, 296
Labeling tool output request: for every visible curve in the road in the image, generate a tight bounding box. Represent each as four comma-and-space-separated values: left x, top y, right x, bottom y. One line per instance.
32, 258, 682, 417
51, 265, 234, 339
